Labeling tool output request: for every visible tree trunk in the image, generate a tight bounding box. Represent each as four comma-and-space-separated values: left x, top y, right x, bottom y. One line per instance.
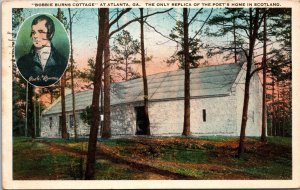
238, 66, 251, 157
140, 8, 151, 136
56, 8, 68, 139
281, 81, 285, 137
238, 8, 261, 157
182, 8, 191, 136
85, 8, 107, 180
28, 84, 35, 138
272, 78, 275, 136
278, 83, 281, 136
233, 17, 237, 64
99, 83, 103, 136
102, 9, 111, 138
125, 58, 128, 81
34, 94, 37, 137
60, 73, 68, 139
261, 12, 267, 142
25, 82, 28, 136
38, 101, 41, 137
68, 8, 78, 140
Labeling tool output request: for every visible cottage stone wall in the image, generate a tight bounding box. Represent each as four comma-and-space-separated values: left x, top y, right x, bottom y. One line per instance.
111, 104, 138, 136
41, 111, 90, 138
148, 96, 237, 136
41, 115, 60, 138
41, 88, 262, 138
235, 69, 263, 136
110, 95, 238, 137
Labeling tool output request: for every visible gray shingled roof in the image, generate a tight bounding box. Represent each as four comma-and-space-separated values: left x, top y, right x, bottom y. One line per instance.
43, 63, 242, 115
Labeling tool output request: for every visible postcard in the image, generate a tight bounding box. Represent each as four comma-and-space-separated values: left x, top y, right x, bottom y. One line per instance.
2, 0, 300, 189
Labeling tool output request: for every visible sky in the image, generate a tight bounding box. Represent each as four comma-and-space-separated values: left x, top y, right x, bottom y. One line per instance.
18, 8, 231, 76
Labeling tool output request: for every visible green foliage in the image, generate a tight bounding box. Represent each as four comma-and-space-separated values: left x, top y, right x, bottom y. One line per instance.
80, 105, 93, 126
77, 58, 95, 90
168, 21, 203, 69
113, 30, 140, 57
13, 79, 26, 136
265, 8, 291, 83
12, 9, 26, 137
54, 8, 69, 31
267, 9, 291, 51
12, 9, 24, 38
205, 8, 247, 62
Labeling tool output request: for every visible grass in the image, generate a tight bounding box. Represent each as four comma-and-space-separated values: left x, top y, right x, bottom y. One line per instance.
266, 136, 292, 147
158, 147, 208, 163
13, 136, 292, 180
161, 165, 207, 178
95, 159, 136, 179
13, 138, 85, 180
62, 141, 89, 152
194, 136, 239, 142
238, 162, 291, 179
99, 138, 135, 147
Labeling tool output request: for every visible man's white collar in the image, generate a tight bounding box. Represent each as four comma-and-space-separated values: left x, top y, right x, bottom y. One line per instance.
36, 44, 51, 70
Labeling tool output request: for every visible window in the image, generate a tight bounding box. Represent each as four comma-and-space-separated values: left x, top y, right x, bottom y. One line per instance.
69, 115, 74, 128
203, 109, 206, 122
49, 117, 53, 128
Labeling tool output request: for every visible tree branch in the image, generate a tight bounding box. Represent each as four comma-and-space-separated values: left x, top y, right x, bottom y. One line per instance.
167, 11, 178, 22
144, 20, 179, 43
253, 41, 276, 51
249, 60, 291, 79
109, 8, 173, 38
241, 27, 250, 38
258, 9, 268, 30
109, 8, 132, 28
188, 8, 203, 25
241, 45, 248, 58
249, 66, 263, 79
191, 8, 213, 40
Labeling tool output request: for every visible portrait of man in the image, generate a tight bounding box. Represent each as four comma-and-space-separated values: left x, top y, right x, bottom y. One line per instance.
17, 14, 69, 87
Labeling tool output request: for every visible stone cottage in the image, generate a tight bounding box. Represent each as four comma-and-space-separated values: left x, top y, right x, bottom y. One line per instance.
40, 63, 263, 138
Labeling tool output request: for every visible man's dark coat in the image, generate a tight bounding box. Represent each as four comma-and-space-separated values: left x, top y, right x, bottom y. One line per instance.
17, 44, 68, 86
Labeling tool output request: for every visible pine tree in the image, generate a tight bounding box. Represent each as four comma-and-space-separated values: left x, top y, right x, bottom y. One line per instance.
112, 30, 140, 81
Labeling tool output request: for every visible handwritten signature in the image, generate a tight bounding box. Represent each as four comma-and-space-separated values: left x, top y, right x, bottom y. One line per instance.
29, 75, 59, 82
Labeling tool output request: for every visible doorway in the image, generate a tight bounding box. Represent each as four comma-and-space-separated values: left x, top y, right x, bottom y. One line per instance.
135, 106, 147, 135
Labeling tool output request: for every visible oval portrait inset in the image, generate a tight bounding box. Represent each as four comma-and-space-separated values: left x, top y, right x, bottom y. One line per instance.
15, 14, 70, 87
